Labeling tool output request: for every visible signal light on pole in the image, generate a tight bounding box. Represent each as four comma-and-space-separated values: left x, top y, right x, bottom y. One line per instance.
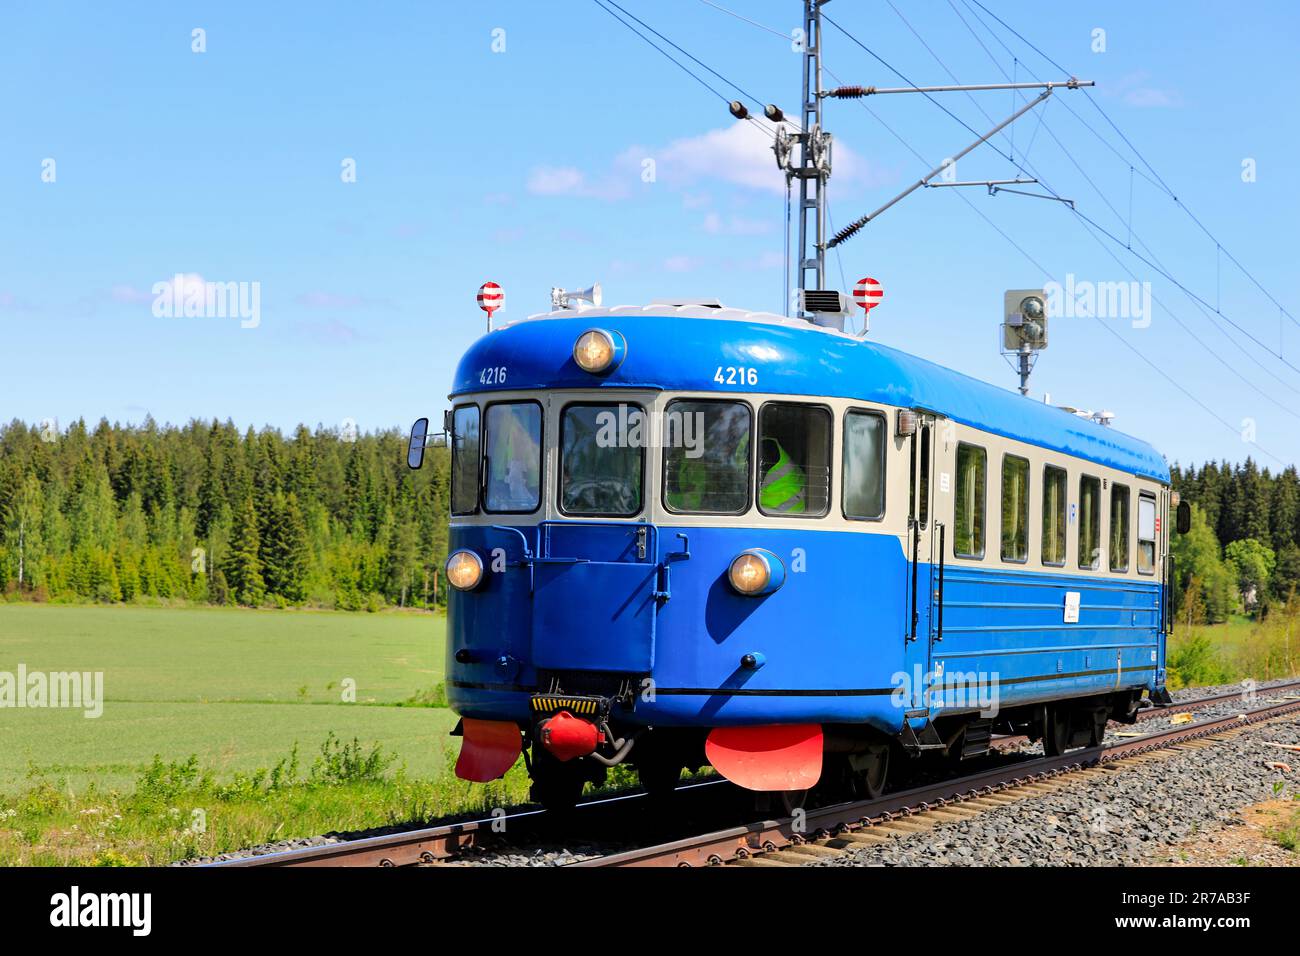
853, 276, 884, 313
477, 281, 503, 331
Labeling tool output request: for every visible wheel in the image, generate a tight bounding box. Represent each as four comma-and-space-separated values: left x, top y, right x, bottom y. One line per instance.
529, 746, 586, 813
637, 759, 682, 801
1088, 708, 1108, 747
780, 789, 809, 816
856, 744, 890, 799
1042, 706, 1071, 757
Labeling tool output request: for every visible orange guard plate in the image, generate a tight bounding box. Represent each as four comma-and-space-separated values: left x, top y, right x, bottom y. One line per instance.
455, 718, 523, 782
705, 724, 823, 792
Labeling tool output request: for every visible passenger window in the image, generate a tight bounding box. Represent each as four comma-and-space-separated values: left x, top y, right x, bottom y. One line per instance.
1110, 484, 1131, 572
1138, 494, 1157, 574
954, 443, 986, 558
483, 402, 543, 513
1000, 454, 1029, 562
1079, 475, 1101, 570
663, 400, 751, 514
1042, 465, 1067, 566
917, 425, 931, 528
758, 404, 831, 517
450, 405, 480, 516
843, 411, 886, 519
560, 403, 644, 517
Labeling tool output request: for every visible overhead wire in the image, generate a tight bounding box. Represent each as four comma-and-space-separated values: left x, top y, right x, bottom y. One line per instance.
965, 0, 1299, 334
698, 4, 1287, 463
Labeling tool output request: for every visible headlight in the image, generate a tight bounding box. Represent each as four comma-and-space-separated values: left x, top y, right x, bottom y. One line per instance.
445, 550, 484, 591
727, 549, 785, 596
572, 328, 625, 374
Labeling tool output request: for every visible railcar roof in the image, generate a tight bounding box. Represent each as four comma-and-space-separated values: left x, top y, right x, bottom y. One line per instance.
452, 307, 1169, 483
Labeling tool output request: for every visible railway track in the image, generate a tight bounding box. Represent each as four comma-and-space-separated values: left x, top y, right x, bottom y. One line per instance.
202, 679, 1300, 868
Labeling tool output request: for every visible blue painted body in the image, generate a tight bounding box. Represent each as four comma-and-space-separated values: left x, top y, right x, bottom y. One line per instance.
445, 311, 1169, 738
446, 523, 1163, 735
453, 314, 1169, 481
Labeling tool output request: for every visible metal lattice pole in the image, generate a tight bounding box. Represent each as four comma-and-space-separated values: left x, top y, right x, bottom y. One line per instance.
796, 0, 827, 305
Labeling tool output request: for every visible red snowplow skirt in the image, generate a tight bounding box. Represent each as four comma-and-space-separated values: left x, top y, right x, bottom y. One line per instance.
705, 724, 823, 792
455, 718, 522, 783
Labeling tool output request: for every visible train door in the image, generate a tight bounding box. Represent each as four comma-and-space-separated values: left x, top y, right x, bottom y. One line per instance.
903, 413, 943, 710
531, 391, 661, 674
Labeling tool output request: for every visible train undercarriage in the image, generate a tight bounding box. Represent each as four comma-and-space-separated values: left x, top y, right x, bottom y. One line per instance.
456, 687, 1155, 813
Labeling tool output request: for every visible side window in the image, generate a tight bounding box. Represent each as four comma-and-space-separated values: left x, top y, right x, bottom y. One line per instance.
1078, 475, 1101, 570
1000, 454, 1029, 562
1138, 493, 1157, 574
663, 400, 751, 514
954, 442, 986, 558
758, 403, 831, 517
483, 402, 543, 513
1042, 465, 1067, 566
917, 424, 931, 528
843, 411, 886, 520
1110, 484, 1130, 573
450, 405, 480, 516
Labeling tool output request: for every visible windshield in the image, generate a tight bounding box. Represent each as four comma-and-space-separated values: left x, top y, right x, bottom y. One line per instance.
560, 403, 644, 517
484, 402, 542, 512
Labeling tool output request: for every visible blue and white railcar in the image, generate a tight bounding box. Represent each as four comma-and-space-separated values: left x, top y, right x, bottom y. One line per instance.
413, 299, 1175, 808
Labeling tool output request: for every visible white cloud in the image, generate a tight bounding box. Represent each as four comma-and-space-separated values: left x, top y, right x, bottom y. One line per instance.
526, 122, 879, 208
297, 291, 366, 309
663, 255, 702, 273
1112, 72, 1181, 109
110, 285, 153, 305
526, 165, 628, 200
702, 211, 774, 236
1124, 88, 1179, 108
625, 121, 874, 196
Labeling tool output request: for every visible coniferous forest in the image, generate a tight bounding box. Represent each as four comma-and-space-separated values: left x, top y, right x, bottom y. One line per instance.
0, 419, 450, 610
0, 416, 1294, 620
1169, 459, 1300, 624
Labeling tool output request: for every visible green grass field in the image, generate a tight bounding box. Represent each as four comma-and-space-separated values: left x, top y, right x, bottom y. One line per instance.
0, 605, 457, 794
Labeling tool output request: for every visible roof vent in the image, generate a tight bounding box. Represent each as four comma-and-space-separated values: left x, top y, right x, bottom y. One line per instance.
647, 298, 724, 309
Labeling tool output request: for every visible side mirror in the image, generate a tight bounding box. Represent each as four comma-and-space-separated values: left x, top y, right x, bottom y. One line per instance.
1176, 500, 1191, 535
407, 417, 429, 470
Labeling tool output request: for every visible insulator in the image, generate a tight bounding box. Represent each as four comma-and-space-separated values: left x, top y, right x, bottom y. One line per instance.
829, 85, 872, 99
764, 103, 784, 122
830, 217, 867, 247
728, 100, 749, 119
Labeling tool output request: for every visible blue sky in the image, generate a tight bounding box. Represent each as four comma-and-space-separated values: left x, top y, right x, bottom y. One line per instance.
2, 1, 1297, 470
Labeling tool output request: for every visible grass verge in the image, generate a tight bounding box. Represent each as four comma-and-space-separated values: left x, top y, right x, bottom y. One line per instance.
0, 732, 531, 866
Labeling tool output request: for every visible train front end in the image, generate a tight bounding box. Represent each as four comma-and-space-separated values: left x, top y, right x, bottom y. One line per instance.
423, 304, 908, 809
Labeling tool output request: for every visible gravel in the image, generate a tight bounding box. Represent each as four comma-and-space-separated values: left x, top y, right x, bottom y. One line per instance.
176, 679, 1300, 866
814, 713, 1300, 867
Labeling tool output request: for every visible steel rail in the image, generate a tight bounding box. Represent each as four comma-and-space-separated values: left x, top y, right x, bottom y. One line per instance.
201, 779, 724, 868
573, 694, 1300, 868
204, 681, 1300, 868
989, 678, 1300, 751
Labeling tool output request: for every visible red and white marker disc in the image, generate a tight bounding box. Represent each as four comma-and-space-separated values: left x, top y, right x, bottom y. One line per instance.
477, 281, 504, 317
853, 276, 884, 313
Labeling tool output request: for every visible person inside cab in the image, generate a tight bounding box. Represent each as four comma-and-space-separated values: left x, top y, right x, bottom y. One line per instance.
759, 436, 807, 514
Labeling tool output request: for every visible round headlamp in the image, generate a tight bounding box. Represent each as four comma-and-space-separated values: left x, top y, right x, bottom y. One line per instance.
445, 549, 485, 591
572, 328, 625, 374
727, 549, 785, 596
